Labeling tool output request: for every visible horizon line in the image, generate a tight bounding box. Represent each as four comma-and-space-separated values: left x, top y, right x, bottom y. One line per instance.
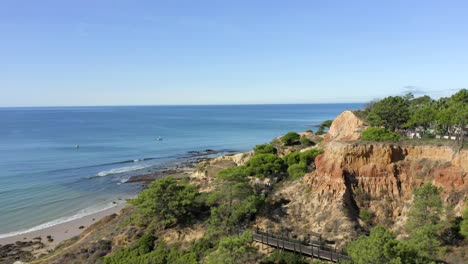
0, 101, 366, 109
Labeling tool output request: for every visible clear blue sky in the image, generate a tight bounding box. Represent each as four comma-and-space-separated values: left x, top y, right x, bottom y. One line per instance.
1, 0, 467, 106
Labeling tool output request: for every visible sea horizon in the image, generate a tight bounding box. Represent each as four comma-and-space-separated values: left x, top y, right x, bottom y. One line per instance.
0, 102, 367, 109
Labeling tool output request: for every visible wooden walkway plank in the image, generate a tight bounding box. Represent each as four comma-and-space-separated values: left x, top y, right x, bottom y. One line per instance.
251, 230, 352, 263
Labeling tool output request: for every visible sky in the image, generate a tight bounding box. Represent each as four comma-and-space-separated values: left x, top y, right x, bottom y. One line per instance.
1, 0, 467, 107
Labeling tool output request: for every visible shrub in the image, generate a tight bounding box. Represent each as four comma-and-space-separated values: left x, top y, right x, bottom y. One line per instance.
461, 203, 468, 238
359, 209, 374, 224
244, 154, 286, 177
300, 136, 314, 146
361, 127, 401, 141
283, 149, 323, 167
347, 226, 427, 264
253, 144, 277, 155
130, 177, 200, 228
260, 250, 308, 263
205, 231, 257, 264
316, 120, 333, 135
281, 132, 301, 146
299, 149, 324, 165
287, 162, 308, 180
283, 152, 301, 167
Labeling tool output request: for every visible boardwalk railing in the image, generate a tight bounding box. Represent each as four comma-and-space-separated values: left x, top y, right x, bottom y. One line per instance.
252, 229, 352, 263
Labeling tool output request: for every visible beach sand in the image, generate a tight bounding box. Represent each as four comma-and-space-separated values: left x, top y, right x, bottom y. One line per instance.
0, 202, 126, 253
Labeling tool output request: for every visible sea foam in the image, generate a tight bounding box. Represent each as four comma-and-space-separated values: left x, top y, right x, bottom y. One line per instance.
96, 164, 150, 177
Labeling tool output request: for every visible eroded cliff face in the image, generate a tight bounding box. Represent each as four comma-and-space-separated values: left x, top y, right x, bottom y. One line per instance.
307, 142, 467, 228
258, 111, 467, 246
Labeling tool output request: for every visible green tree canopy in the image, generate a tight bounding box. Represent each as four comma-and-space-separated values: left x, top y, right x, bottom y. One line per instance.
281, 132, 301, 146
368, 96, 410, 131
347, 226, 424, 264
406, 183, 443, 260
253, 144, 277, 155
243, 154, 286, 177
205, 231, 257, 264
130, 177, 200, 228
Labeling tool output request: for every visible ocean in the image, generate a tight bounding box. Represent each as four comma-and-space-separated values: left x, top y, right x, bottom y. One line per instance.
0, 104, 362, 237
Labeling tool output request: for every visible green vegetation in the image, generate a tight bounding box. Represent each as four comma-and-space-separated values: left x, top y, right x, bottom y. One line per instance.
299, 136, 314, 146
283, 149, 323, 180
205, 231, 257, 264
260, 250, 309, 264
347, 226, 427, 264
104, 235, 198, 264
254, 143, 277, 155
287, 163, 308, 180
130, 177, 200, 229
348, 183, 446, 263
208, 166, 264, 233
281, 132, 301, 146
316, 119, 333, 135
461, 203, 468, 238
299, 149, 324, 165
243, 154, 287, 177
361, 89, 467, 147
406, 183, 443, 260
361, 127, 401, 141
367, 96, 410, 131
359, 209, 374, 224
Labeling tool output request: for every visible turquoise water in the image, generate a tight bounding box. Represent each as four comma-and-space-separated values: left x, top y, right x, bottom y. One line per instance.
0, 104, 362, 236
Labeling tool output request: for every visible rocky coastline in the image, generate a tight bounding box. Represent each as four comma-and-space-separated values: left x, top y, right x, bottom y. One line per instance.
0, 148, 237, 264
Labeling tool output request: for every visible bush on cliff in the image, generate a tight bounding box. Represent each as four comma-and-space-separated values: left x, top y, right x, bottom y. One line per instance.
260, 250, 308, 264
299, 149, 323, 164
406, 183, 444, 259
283, 149, 323, 167
299, 136, 314, 146
130, 177, 200, 228
361, 127, 401, 141
283, 152, 301, 167
281, 132, 301, 146
208, 165, 264, 234
205, 231, 257, 264
253, 144, 277, 155
461, 203, 468, 238
287, 162, 308, 180
104, 237, 198, 264
243, 154, 286, 177
347, 226, 426, 264
316, 119, 333, 135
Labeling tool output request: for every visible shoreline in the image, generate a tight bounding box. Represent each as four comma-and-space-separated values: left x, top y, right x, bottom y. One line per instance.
0, 202, 127, 257
0, 149, 232, 259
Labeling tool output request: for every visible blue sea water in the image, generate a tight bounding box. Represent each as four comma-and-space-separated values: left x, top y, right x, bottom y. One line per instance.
0, 104, 362, 236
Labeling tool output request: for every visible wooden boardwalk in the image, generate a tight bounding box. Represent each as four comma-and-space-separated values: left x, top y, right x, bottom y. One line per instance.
252, 229, 352, 263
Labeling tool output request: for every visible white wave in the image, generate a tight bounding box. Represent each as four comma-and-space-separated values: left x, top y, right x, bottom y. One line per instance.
96, 165, 149, 177
0, 201, 126, 239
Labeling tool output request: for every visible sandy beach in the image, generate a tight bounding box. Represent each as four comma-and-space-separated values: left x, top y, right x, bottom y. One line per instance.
0, 202, 126, 253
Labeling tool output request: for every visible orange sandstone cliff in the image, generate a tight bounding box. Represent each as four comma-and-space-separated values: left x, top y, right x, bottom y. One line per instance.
258, 111, 467, 245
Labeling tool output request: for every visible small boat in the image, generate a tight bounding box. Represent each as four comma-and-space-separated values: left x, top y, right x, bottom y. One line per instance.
76, 145, 80, 149
156, 136, 163, 141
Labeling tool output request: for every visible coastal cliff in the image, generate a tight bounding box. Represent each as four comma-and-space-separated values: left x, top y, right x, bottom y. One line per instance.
257, 111, 467, 246
20, 110, 467, 263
